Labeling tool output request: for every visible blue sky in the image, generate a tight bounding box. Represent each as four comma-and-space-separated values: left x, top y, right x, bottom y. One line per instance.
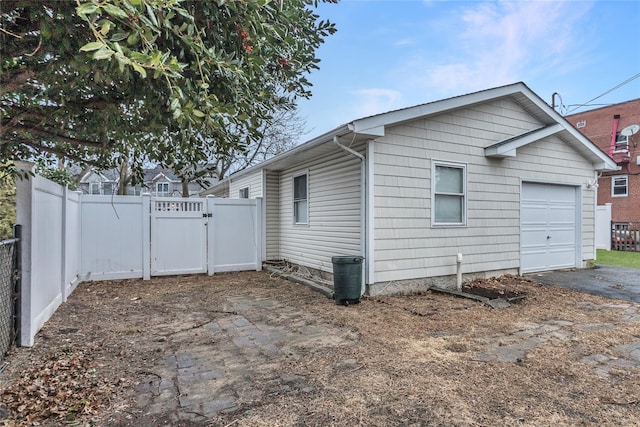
296, 0, 640, 141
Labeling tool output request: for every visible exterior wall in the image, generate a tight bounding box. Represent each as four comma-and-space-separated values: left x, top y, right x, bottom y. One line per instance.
265, 171, 280, 260
372, 98, 597, 285
277, 146, 363, 273
566, 99, 640, 227
229, 170, 264, 199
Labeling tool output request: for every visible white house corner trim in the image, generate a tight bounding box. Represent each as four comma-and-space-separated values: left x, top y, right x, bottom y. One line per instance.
366, 140, 375, 286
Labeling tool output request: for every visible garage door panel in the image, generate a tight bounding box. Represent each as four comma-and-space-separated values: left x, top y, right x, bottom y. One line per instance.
549, 208, 576, 223
521, 183, 578, 273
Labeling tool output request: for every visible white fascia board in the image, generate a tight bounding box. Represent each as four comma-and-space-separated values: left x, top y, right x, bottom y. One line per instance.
485, 124, 563, 157
562, 125, 618, 171
516, 85, 618, 171
206, 124, 351, 193
350, 83, 526, 135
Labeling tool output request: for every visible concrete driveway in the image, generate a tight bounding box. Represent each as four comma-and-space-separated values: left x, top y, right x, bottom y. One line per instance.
531, 265, 640, 302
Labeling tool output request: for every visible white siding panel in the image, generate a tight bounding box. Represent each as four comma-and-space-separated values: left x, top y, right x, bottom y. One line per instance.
229, 171, 263, 198
373, 97, 597, 282
265, 172, 280, 260
278, 146, 363, 273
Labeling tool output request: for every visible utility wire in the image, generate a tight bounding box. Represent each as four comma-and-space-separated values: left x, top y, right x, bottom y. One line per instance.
565, 72, 640, 114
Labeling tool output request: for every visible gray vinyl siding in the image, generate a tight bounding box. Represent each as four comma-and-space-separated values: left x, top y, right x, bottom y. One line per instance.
229, 172, 263, 199
278, 146, 362, 273
373, 98, 596, 283
265, 172, 280, 260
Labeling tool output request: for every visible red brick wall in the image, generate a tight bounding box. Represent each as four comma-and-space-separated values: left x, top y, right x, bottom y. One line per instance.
566, 99, 640, 227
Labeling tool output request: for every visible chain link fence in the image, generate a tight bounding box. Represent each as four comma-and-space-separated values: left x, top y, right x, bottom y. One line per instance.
0, 228, 20, 362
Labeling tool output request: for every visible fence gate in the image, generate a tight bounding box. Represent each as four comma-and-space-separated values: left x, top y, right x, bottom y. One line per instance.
151, 198, 208, 276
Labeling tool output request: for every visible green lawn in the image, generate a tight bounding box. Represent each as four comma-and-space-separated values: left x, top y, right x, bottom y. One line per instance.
596, 249, 640, 269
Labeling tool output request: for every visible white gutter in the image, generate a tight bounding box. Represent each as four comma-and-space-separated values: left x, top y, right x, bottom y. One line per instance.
333, 136, 367, 296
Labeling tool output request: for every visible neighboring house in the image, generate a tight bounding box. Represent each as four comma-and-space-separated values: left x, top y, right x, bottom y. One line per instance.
78, 169, 120, 195
566, 99, 640, 229
202, 82, 617, 295
78, 166, 217, 196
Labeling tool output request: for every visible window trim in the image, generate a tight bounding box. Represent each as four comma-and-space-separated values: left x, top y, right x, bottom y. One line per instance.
611, 175, 628, 197
156, 182, 170, 196
293, 170, 309, 225
238, 186, 249, 198
431, 160, 467, 227
613, 133, 629, 153
89, 182, 100, 195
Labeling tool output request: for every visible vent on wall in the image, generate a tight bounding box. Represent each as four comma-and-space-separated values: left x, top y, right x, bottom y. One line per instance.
576, 120, 586, 128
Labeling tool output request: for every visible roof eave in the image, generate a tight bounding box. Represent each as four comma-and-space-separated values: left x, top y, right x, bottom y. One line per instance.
205, 124, 351, 193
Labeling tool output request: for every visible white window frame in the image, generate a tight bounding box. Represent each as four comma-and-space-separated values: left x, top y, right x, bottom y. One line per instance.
613, 133, 629, 153
431, 160, 467, 227
103, 182, 114, 195
611, 175, 628, 197
156, 182, 170, 196
89, 182, 100, 195
239, 186, 249, 198
293, 170, 309, 225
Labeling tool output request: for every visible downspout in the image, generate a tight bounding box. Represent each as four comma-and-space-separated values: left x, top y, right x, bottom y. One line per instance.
333, 136, 366, 296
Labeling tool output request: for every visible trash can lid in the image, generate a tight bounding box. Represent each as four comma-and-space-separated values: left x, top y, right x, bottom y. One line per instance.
331, 255, 364, 264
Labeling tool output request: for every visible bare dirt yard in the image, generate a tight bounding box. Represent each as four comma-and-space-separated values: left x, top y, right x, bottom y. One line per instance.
1, 271, 640, 426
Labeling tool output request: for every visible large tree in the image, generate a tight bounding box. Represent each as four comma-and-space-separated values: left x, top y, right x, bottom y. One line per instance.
1, 0, 336, 181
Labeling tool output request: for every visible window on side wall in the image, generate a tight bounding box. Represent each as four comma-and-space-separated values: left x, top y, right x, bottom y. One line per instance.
239, 187, 249, 198
432, 161, 466, 226
612, 175, 628, 197
157, 182, 169, 196
614, 133, 629, 153
103, 182, 114, 195
293, 172, 308, 224
90, 182, 100, 195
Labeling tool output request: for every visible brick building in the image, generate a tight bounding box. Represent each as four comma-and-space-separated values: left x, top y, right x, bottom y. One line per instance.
566, 99, 640, 229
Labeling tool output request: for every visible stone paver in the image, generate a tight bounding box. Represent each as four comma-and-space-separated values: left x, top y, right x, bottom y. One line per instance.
135, 295, 352, 421
474, 303, 640, 375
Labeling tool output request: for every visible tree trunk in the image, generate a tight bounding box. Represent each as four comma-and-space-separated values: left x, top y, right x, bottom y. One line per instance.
181, 178, 190, 198
118, 160, 129, 195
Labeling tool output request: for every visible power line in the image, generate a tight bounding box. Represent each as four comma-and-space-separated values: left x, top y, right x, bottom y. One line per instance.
565, 72, 640, 114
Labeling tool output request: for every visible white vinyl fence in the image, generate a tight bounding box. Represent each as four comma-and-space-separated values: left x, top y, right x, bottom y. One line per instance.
595, 203, 612, 251
15, 163, 263, 346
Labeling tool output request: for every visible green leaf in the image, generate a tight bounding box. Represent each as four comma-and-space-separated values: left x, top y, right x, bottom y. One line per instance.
192, 109, 205, 118
76, 4, 98, 16
132, 63, 147, 78
146, 4, 159, 27
110, 32, 129, 42
93, 48, 114, 60
102, 4, 129, 19
79, 41, 104, 52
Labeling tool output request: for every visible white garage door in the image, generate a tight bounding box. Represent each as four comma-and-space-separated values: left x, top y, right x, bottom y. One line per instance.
521, 182, 578, 273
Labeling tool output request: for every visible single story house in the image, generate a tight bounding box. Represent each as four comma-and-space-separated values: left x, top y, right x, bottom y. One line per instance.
203, 82, 617, 295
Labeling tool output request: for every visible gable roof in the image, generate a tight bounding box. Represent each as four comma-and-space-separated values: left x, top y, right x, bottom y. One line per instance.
207, 82, 617, 193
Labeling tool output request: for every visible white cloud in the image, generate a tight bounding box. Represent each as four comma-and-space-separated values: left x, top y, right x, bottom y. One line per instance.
407, 0, 594, 96
351, 88, 404, 118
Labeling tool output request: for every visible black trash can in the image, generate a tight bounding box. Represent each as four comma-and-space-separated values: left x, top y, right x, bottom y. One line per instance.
331, 256, 364, 305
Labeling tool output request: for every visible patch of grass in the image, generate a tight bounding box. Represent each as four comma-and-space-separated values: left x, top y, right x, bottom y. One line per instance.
596, 249, 640, 269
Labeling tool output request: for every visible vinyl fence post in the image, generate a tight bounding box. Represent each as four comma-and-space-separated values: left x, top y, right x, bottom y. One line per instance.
255, 197, 263, 272
14, 161, 34, 346
142, 194, 151, 280
61, 186, 68, 301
